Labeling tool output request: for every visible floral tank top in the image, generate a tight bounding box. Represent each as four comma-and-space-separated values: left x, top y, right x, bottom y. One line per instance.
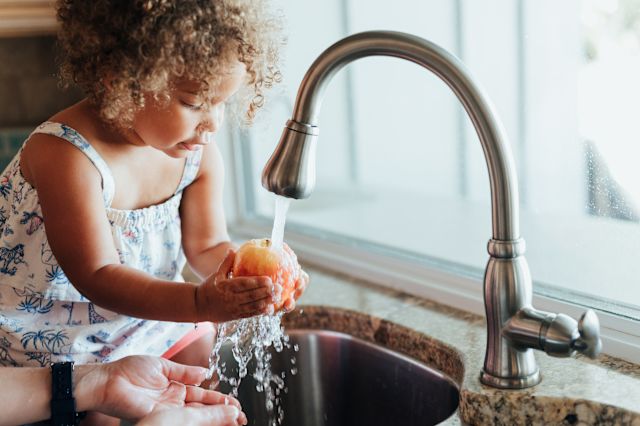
0, 122, 200, 366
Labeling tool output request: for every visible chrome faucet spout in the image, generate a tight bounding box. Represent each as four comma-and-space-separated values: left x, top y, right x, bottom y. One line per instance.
263, 31, 519, 241
262, 30, 602, 389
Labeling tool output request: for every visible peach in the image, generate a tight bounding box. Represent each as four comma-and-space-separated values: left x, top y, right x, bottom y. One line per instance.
232, 238, 300, 311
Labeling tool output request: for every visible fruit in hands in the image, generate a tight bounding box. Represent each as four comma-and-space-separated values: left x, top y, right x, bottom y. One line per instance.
232, 238, 300, 311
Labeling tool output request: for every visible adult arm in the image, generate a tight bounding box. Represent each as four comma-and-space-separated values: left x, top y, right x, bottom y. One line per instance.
0, 356, 246, 425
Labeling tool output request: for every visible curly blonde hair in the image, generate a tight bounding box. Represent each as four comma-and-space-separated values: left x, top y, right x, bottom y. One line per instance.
55, 0, 284, 128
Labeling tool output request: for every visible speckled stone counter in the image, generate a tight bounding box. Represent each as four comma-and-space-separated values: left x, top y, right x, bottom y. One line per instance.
286, 265, 640, 425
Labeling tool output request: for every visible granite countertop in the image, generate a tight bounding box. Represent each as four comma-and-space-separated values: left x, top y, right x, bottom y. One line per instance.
285, 264, 640, 425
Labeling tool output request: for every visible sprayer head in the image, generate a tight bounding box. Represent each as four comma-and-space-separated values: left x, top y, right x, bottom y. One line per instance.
261, 120, 318, 199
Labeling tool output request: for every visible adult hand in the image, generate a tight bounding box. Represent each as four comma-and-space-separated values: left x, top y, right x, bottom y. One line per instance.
136, 404, 247, 426
75, 355, 243, 422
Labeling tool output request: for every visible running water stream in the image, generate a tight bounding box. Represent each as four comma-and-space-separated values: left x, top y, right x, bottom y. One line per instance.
207, 195, 297, 426
270, 196, 291, 253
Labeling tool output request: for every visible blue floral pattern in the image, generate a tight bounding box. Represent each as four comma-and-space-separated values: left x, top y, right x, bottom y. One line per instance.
0, 122, 200, 366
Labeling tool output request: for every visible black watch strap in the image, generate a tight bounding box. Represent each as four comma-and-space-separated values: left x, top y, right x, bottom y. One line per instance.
50, 362, 86, 426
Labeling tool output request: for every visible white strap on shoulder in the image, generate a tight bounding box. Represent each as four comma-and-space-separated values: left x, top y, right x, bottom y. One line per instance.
29, 122, 116, 207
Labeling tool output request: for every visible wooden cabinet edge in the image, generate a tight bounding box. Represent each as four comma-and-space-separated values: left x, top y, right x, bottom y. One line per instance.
0, 3, 58, 38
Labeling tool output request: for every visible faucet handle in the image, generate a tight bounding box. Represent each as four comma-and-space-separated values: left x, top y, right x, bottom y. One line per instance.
573, 310, 602, 358
539, 309, 601, 358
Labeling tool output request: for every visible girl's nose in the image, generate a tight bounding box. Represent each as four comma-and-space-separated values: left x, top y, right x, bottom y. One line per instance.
200, 103, 225, 133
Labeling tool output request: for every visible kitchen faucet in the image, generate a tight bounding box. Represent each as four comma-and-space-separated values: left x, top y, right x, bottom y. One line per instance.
261, 31, 602, 389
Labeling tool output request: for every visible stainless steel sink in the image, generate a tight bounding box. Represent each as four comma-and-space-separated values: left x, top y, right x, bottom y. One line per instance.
218, 329, 460, 426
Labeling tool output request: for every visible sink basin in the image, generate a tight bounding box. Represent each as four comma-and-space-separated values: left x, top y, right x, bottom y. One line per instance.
218, 329, 460, 426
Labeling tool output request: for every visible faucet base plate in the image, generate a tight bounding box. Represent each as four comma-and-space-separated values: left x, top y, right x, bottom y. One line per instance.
479, 369, 540, 389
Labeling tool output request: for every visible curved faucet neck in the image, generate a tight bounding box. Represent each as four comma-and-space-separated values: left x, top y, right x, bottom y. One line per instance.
291, 30, 520, 242
263, 30, 602, 390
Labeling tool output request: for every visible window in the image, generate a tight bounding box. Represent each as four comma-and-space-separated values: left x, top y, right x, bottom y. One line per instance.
224, 0, 640, 361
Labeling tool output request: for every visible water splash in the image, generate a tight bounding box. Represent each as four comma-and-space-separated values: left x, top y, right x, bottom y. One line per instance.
206, 195, 297, 424
207, 312, 297, 425
270, 196, 291, 253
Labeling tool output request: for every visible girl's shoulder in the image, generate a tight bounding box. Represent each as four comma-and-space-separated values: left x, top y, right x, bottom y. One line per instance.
22, 101, 114, 191
21, 125, 104, 190
22, 112, 123, 212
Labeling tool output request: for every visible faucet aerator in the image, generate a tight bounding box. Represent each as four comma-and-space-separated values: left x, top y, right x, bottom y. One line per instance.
262, 122, 318, 200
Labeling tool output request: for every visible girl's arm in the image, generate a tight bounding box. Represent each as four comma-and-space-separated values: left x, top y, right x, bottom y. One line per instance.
23, 133, 200, 321
181, 142, 312, 311
180, 141, 235, 279
22, 133, 272, 322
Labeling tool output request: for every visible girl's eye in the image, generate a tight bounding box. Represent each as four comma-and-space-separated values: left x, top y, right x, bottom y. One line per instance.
180, 100, 204, 111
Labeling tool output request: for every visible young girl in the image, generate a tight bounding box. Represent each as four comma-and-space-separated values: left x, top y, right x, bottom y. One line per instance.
0, 0, 305, 371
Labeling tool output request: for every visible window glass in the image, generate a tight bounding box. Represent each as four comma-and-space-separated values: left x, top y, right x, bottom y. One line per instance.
240, 0, 640, 317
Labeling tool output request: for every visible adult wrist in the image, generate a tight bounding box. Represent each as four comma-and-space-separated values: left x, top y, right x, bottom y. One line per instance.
50, 362, 87, 425
72, 364, 103, 413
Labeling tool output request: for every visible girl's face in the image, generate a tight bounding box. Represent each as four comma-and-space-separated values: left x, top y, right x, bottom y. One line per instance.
128, 61, 246, 158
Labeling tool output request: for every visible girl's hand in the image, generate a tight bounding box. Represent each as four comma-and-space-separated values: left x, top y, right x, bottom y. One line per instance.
196, 250, 281, 322
76, 355, 245, 422
283, 268, 310, 312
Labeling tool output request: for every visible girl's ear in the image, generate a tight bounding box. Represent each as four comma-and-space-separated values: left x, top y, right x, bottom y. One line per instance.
101, 74, 114, 90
